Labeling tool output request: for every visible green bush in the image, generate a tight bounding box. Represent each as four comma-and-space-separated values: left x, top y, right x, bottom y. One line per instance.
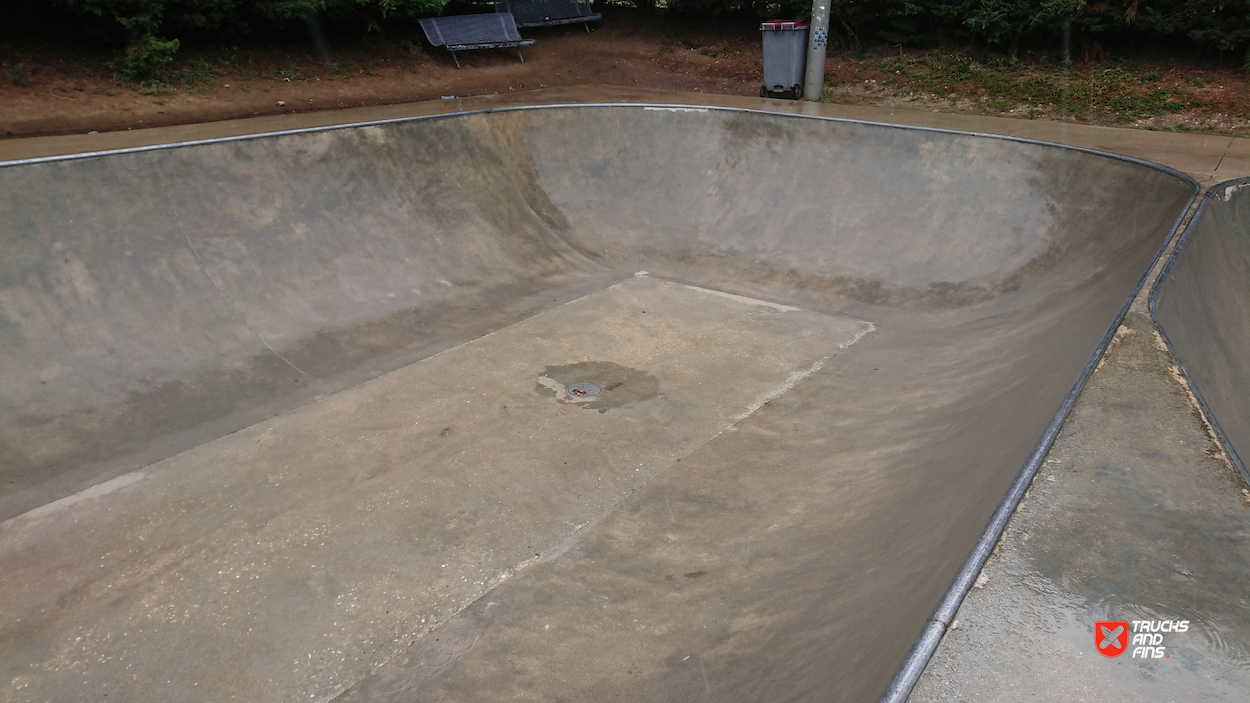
55, 0, 170, 38
10, 63, 32, 87
252, 0, 449, 25
52, 0, 451, 41
111, 34, 181, 81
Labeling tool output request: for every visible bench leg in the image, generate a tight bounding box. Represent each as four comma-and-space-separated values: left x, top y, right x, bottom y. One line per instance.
584, 21, 591, 34
451, 51, 461, 69
517, 49, 525, 64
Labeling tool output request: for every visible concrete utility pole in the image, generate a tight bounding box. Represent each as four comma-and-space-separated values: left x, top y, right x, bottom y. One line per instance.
803, 0, 830, 100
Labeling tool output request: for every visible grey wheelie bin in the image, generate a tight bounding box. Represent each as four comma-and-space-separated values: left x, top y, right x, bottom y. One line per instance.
760, 19, 809, 100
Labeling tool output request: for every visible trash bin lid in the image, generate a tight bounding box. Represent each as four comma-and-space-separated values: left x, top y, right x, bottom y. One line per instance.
760, 19, 810, 30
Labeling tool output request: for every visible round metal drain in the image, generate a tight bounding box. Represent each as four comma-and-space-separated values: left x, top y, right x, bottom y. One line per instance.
566, 382, 602, 398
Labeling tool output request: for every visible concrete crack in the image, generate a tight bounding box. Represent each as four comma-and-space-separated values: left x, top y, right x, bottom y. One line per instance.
173, 208, 308, 377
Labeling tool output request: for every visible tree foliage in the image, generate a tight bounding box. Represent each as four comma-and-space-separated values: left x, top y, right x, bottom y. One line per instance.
50, 0, 449, 45
662, 0, 1250, 64
24, 0, 1250, 72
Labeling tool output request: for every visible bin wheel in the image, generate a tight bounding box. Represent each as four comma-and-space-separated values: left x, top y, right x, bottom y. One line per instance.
792, 84, 803, 100
760, 85, 767, 98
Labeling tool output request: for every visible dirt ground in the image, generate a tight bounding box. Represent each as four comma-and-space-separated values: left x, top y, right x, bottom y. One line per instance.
2, 7, 1249, 139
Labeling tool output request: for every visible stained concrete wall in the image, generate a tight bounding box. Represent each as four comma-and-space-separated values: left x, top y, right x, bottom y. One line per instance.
0, 116, 613, 519
1153, 177, 1250, 485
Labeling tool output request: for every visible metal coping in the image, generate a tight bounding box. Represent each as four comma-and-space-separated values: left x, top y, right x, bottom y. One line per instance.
877, 176, 1197, 702
1148, 176, 1250, 490
0, 102, 1201, 183
0, 101, 1203, 702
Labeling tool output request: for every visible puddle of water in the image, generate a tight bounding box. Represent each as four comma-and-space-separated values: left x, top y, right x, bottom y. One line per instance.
536, 361, 661, 414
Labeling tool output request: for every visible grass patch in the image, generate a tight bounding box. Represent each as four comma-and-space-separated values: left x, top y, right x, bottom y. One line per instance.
174, 59, 224, 87
861, 51, 1196, 121
10, 62, 31, 86
217, 46, 241, 66
120, 56, 225, 96
137, 80, 174, 96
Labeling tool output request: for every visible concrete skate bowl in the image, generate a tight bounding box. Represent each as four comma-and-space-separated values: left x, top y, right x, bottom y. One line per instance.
1153, 177, 1250, 489
0, 106, 1196, 702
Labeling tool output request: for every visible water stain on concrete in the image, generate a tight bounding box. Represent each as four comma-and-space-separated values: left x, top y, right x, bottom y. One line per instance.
535, 361, 660, 414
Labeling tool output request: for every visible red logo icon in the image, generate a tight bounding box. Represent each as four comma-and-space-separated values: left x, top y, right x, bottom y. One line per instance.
1096, 620, 1130, 657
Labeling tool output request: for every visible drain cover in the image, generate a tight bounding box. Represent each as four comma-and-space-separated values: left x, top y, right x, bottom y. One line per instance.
566, 382, 602, 398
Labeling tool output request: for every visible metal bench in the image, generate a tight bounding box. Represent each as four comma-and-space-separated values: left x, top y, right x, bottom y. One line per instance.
494, 0, 601, 33
418, 12, 536, 68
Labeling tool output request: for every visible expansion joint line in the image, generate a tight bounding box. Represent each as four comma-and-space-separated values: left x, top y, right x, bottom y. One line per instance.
375, 315, 877, 688
172, 208, 308, 377
1210, 137, 1235, 181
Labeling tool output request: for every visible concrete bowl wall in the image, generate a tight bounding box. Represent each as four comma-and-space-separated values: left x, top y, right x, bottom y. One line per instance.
1153, 177, 1250, 487
0, 105, 1197, 700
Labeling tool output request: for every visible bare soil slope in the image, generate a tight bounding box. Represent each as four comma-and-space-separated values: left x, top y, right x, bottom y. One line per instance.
2, 8, 1249, 139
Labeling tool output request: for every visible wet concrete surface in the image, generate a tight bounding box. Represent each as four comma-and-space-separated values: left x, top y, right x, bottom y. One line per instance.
906, 164, 1250, 702
535, 360, 662, 413
0, 89, 1246, 702
910, 300, 1250, 702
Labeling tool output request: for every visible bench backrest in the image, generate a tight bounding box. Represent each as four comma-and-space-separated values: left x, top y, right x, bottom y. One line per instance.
495, 0, 595, 24
419, 12, 524, 48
